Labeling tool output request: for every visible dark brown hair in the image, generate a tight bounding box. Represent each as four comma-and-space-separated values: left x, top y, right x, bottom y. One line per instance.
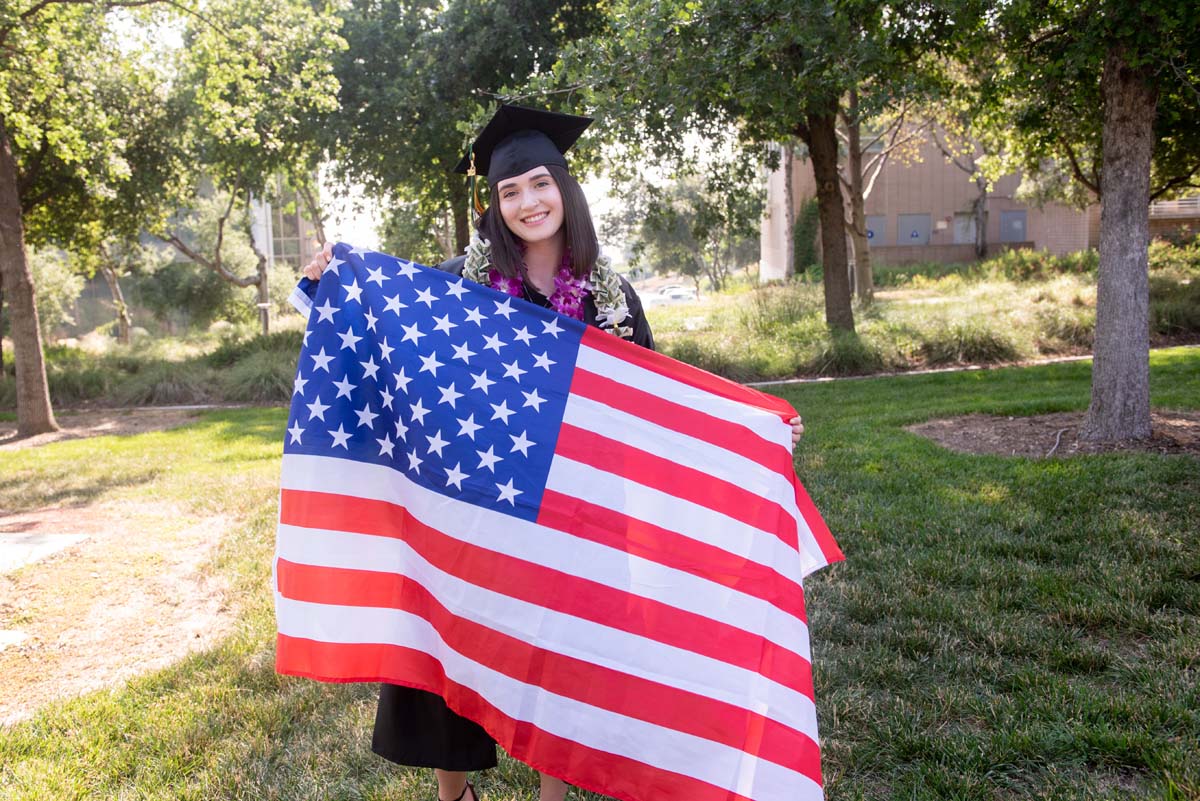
477, 164, 598, 279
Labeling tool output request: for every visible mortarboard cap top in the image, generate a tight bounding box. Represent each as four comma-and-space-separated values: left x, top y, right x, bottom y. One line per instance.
455, 104, 593, 184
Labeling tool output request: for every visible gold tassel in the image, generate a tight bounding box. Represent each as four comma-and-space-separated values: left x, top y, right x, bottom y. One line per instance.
468, 149, 485, 217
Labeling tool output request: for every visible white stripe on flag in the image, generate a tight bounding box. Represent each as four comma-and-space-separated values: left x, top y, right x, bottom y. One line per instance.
276, 596, 825, 801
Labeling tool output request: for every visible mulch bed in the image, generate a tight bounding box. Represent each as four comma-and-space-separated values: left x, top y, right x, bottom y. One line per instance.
908, 411, 1200, 459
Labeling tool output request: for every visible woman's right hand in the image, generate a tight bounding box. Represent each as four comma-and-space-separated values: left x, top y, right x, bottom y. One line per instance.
302, 241, 335, 281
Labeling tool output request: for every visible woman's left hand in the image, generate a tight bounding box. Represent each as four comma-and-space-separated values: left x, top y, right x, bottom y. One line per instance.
789, 416, 805, 449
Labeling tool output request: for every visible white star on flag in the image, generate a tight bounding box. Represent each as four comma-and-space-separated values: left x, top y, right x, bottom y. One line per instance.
383, 294, 405, 315
475, 444, 502, 472
426, 430, 450, 457
490, 399, 515, 424
287, 421, 305, 444
495, 477, 522, 505
328, 424, 352, 449
305, 397, 329, 421
355, 404, 379, 428
314, 299, 339, 324
415, 286, 438, 307
310, 348, 334, 372
437, 383, 464, 407
502, 359, 527, 382
509, 430, 535, 456
343, 279, 364, 303
444, 463, 468, 490
494, 298, 516, 319
521, 388, 545, 411
457, 414, 483, 440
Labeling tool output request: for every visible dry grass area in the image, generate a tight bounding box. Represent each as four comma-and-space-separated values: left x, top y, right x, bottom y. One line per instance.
0, 407, 206, 450
0, 495, 233, 725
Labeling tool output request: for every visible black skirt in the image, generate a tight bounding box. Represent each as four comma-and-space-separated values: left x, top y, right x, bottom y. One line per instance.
372, 683, 498, 771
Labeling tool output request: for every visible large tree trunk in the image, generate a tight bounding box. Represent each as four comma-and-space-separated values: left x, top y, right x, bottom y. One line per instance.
800, 112, 855, 332
1081, 46, 1155, 443
0, 118, 57, 435
100, 262, 133, 345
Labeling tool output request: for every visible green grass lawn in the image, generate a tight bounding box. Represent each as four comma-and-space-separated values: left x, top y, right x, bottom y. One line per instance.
1, 348, 1197, 800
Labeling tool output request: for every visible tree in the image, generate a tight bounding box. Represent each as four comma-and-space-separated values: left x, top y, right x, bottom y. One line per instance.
627, 171, 764, 295
983, 0, 1200, 441
0, 2, 160, 435
156, 0, 345, 336
561, 0, 953, 332
328, 0, 605, 257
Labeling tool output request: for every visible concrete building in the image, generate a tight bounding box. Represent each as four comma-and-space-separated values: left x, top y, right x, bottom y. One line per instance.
760, 137, 1101, 280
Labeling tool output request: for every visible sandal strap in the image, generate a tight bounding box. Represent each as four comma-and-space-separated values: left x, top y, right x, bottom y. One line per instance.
440, 782, 474, 801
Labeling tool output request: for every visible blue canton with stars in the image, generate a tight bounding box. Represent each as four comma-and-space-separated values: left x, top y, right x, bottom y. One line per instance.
286, 243, 587, 522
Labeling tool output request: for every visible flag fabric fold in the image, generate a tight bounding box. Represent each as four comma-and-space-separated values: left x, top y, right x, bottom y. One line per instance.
277, 243, 843, 801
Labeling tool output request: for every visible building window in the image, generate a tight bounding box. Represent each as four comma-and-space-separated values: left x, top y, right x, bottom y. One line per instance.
1000, 210, 1028, 243
897, 213, 931, 246
865, 215, 888, 246
953, 212, 977, 245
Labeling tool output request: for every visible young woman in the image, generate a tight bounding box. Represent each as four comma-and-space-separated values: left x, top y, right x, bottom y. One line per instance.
302, 104, 803, 801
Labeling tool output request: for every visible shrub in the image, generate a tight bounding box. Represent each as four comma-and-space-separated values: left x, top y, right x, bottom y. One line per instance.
207, 330, 305, 368
740, 283, 824, 335
1035, 307, 1095, 352
1148, 236, 1200, 277
807, 330, 885, 376
919, 320, 1021, 365
111, 362, 217, 406
220, 350, 296, 403
792, 198, 820, 274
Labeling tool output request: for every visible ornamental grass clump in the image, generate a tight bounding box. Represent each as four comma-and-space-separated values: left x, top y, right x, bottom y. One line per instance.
111, 362, 217, 406
220, 350, 296, 403
919, 320, 1021, 366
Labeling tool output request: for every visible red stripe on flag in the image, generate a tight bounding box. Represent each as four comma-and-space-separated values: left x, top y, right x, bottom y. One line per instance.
279, 489, 815, 698
536, 490, 808, 623
580, 327, 797, 420
790, 472, 844, 565
276, 559, 822, 781
570, 368, 793, 474
277, 635, 774, 801
554, 424, 800, 550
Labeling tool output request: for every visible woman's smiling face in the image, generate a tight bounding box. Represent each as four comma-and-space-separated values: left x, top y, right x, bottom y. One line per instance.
497, 166, 565, 245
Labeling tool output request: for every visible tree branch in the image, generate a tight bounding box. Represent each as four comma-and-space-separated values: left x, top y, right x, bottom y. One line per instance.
1150, 165, 1200, 200
1062, 138, 1100, 196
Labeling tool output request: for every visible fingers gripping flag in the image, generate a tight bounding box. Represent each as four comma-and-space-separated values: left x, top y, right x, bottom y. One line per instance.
277, 243, 843, 801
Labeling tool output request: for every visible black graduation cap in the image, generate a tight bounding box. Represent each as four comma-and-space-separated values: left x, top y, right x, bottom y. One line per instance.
454, 104, 593, 184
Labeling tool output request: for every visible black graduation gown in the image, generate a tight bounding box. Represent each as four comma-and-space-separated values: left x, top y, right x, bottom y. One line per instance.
371, 255, 655, 770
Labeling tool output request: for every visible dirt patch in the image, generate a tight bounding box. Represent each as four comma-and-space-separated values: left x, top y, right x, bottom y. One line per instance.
0, 502, 232, 725
909, 411, 1200, 459
0, 407, 209, 450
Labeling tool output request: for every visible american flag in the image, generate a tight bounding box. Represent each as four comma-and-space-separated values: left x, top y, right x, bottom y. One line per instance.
277, 243, 843, 801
